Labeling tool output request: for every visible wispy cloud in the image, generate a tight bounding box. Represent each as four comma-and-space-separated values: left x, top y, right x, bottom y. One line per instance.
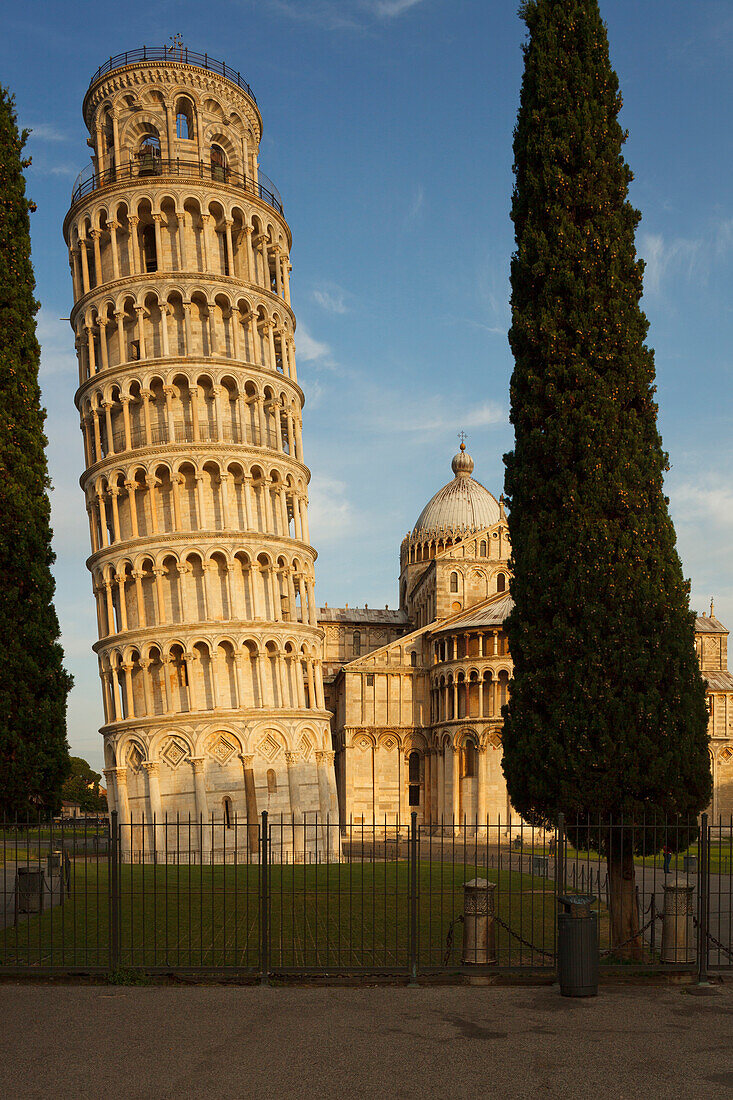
296, 324, 336, 366
269, 0, 429, 30
639, 215, 733, 297
669, 474, 733, 532
668, 6, 733, 69
667, 467, 733, 627
312, 284, 349, 314
24, 122, 68, 143
308, 474, 357, 543
374, 0, 424, 13
372, 394, 506, 436
639, 233, 704, 296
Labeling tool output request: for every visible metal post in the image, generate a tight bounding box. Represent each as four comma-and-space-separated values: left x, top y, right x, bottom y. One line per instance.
697, 813, 709, 984
260, 810, 269, 984
109, 811, 119, 972
556, 813, 565, 897
409, 811, 418, 984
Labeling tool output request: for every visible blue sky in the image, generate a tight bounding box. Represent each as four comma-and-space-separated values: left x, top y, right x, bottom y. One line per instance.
2, 0, 732, 772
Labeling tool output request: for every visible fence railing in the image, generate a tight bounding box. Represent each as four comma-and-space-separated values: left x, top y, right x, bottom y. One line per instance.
1, 813, 729, 977
88, 46, 256, 103
70, 158, 283, 214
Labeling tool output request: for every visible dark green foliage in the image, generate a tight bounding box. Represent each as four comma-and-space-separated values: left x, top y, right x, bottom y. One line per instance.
0, 86, 72, 817
62, 757, 107, 814
502, 0, 711, 837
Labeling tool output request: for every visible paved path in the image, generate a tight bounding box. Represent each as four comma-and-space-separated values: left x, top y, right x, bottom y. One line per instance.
1, 982, 732, 1099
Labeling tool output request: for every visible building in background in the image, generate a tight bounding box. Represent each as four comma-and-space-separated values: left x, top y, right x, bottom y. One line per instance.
322, 445, 733, 828
64, 46, 337, 861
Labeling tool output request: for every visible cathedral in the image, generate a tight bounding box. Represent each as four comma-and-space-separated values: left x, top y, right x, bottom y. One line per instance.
321, 444, 733, 828
64, 46, 733, 860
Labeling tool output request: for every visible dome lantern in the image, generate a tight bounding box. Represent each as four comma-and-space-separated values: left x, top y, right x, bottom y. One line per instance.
411, 446, 500, 538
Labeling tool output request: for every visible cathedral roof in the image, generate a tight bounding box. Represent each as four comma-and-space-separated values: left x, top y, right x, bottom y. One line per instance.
412, 445, 501, 538
704, 671, 733, 692
434, 593, 514, 633
318, 606, 409, 625
695, 614, 728, 634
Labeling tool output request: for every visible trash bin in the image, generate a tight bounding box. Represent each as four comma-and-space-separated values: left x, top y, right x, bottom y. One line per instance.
533, 855, 549, 878
683, 855, 697, 874
557, 894, 598, 997
16, 868, 46, 914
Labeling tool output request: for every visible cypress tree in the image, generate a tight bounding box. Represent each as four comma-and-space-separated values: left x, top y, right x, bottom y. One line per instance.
0, 87, 72, 817
502, 0, 711, 954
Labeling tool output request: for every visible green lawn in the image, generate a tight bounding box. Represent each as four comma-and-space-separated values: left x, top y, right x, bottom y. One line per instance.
1, 858, 559, 971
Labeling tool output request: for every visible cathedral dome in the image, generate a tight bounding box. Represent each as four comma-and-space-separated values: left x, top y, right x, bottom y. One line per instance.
412, 444, 500, 536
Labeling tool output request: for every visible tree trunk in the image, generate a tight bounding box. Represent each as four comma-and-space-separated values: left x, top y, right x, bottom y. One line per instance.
607, 845, 642, 960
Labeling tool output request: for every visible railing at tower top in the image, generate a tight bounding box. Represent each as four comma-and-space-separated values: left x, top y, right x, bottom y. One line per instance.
88, 46, 257, 104
70, 158, 284, 215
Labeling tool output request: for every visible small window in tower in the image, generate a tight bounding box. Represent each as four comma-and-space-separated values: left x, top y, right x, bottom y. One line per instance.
267, 768, 277, 794
223, 796, 232, 829
211, 144, 228, 182
366, 673, 374, 687
450, 571, 459, 593
496, 572, 506, 593
353, 631, 361, 656
410, 651, 417, 667
176, 98, 194, 140
480, 540, 487, 556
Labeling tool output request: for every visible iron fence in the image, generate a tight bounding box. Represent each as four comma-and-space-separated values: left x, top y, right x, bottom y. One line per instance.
1, 812, 729, 978
88, 47, 257, 103
70, 158, 283, 214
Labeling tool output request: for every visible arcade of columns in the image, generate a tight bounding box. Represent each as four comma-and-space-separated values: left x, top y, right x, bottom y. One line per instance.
65, 49, 337, 859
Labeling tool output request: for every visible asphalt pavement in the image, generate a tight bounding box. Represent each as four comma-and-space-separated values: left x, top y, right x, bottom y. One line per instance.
1, 980, 732, 1099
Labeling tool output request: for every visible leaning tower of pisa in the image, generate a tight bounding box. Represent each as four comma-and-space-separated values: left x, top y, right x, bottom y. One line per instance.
63, 44, 337, 861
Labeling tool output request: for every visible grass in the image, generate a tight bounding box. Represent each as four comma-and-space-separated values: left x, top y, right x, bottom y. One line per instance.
1, 858, 561, 971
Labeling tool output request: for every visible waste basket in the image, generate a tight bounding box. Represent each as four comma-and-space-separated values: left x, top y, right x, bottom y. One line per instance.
16, 868, 46, 914
682, 855, 697, 874
557, 894, 598, 997
533, 855, 549, 878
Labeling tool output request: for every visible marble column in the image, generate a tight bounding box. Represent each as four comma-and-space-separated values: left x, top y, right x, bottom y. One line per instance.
285, 751, 305, 861
190, 756, 210, 862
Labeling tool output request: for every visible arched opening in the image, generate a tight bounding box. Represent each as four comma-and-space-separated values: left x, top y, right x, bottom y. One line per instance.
460, 737, 479, 824
211, 144, 228, 182
462, 740, 477, 778
353, 630, 361, 657
141, 224, 157, 272
137, 132, 161, 175
267, 768, 277, 794
176, 98, 194, 141
496, 572, 506, 593
450, 571, 458, 593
